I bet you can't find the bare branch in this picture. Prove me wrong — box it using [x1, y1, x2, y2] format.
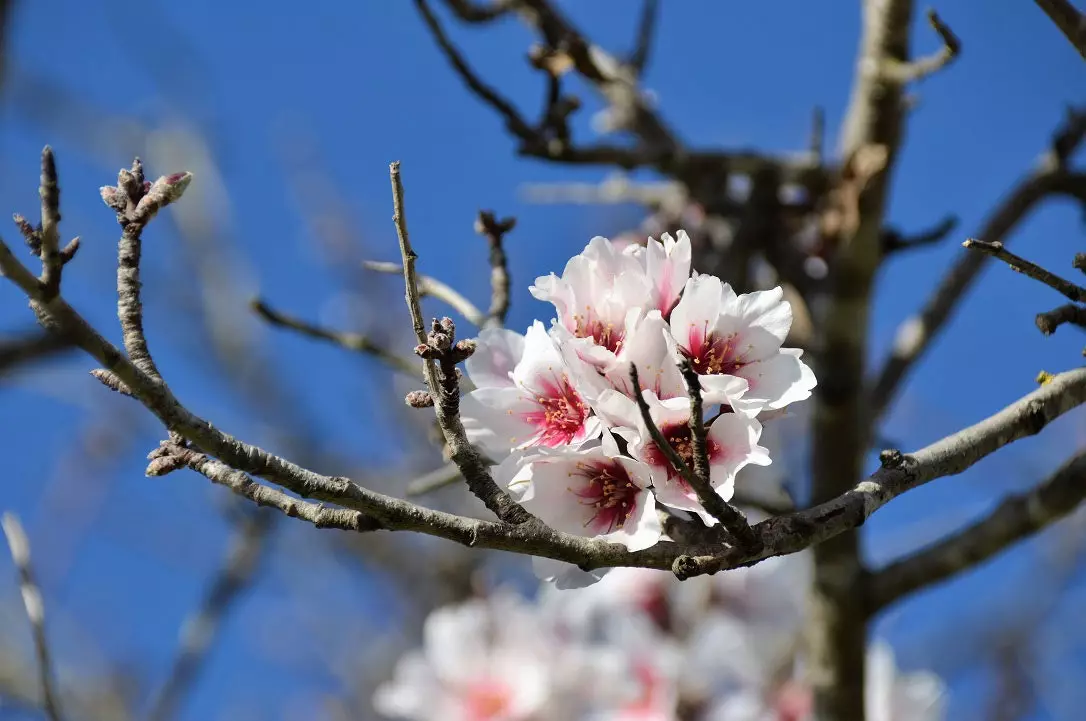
[878, 9, 962, 84]
[1033, 0, 1086, 60]
[868, 450, 1086, 611]
[881, 213, 958, 255]
[627, 0, 660, 76]
[414, 0, 536, 142]
[250, 297, 419, 376]
[103, 160, 193, 381]
[390, 162, 533, 526]
[0, 330, 73, 376]
[474, 210, 515, 327]
[2, 513, 63, 721]
[147, 510, 272, 721]
[405, 462, 461, 496]
[37, 147, 63, 299]
[871, 108, 1086, 421]
[363, 260, 487, 327]
[676, 365, 1086, 578]
[442, 0, 514, 23]
[963, 238, 1086, 303]
[1036, 303, 1086, 336]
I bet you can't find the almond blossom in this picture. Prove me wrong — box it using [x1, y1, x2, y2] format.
[461, 321, 601, 455]
[618, 391, 770, 522]
[498, 431, 661, 552]
[373, 594, 552, 721]
[668, 275, 816, 416]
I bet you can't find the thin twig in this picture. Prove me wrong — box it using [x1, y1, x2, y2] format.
[627, 0, 660, 75]
[363, 260, 487, 327]
[2, 513, 63, 721]
[474, 210, 515, 327]
[1032, 0, 1086, 61]
[879, 9, 962, 84]
[0, 330, 73, 376]
[628, 367, 700, 490]
[147, 510, 272, 721]
[871, 109, 1086, 421]
[414, 0, 536, 141]
[963, 239, 1086, 303]
[881, 214, 958, 255]
[1036, 303, 1086, 336]
[868, 449, 1086, 611]
[405, 462, 462, 496]
[678, 361, 761, 550]
[250, 297, 419, 376]
[390, 162, 532, 525]
[37, 147, 63, 299]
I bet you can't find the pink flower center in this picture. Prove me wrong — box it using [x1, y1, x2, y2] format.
[463, 679, 513, 721]
[570, 306, 625, 354]
[571, 460, 640, 533]
[684, 327, 745, 376]
[773, 681, 813, 721]
[643, 421, 722, 483]
[522, 375, 589, 447]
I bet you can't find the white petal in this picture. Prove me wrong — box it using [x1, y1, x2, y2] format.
[464, 327, 524, 388]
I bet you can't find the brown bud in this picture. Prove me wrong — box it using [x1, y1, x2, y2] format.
[405, 390, 435, 408]
[451, 339, 477, 363]
[146, 454, 186, 477]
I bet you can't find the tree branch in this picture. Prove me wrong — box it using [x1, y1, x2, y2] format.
[871, 108, 1086, 421]
[877, 9, 961, 84]
[963, 238, 1086, 303]
[810, 0, 916, 715]
[390, 161, 533, 526]
[363, 260, 487, 328]
[627, 0, 660, 76]
[1032, 0, 1086, 60]
[0, 329, 73, 376]
[2, 513, 63, 721]
[880, 213, 958, 255]
[475, 210, 514, 327]
[868, 449, 1086, 611]
[250, 297, 419, 376]
[1036, 302, 1086, 336]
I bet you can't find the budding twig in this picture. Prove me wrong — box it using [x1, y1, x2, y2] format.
[391, 162, 533, 526]
[2, 513, 64, 721]
[963, 239, 1086, 303]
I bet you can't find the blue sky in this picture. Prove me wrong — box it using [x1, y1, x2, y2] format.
[1, 1, 1084, 719]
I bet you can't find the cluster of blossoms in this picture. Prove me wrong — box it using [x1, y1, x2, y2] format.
[374, 553, 946, 721]
[461, 231, 817, 585]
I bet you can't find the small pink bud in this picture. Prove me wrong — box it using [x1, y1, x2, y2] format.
[405, 390, 435, 408]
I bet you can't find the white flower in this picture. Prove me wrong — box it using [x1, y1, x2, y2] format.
[373, 594, 552, 721]
[668, 275, 816, 416]
[531, 236, 649, 369]
[622, 230, 692, 319]
[619, 391, 770, 523]
[461, 321, 601, 455]
[498, 431, 662, 552]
